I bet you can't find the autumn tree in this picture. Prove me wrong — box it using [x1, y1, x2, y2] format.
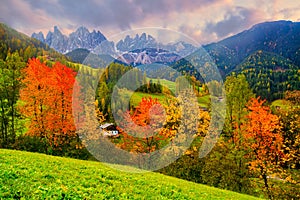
[159, 106, 211, 185]
[115, 84, 201, 170]
[47, 62, 77, 149]
[277, 91, 300, 170]
[116, 97, 167, 154]
[242, 97, 284, 199]
[19, 58, 51, 150]
[284, 90, 300, 105]
[20, 59, 78, 153]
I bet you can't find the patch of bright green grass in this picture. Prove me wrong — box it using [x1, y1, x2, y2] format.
[130, 92, 173, 106]
[198, 95, 210, 108]
[271, 99, 292, 111]
[0, 149, 262, 199]
[122, 89, 210, 108]
[147, 78, 176, 94]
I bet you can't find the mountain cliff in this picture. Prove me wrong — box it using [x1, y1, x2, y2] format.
[32, 26, 107, 54]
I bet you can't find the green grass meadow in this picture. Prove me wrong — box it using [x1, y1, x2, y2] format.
[0, 149, 262, 199]
[270, 99, 300, 111]
[148, 78, 176, 94]
[130, 92, 173, 106]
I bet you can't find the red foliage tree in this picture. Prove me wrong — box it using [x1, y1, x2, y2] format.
[19, 58, 51, 139]
[242, 97, 284, 199]
[116, 97, 168, 154]
[20, 59, 77, 152]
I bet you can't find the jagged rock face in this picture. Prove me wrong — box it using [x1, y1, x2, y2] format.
[31, 31, 45, 43]
[67, 27, 107, 53]
[32, 27, 197, 65]
[116, 33, 158, 52]
[32, 26, 107, 54]
[44, 26, 68, 53]
[115, 33, 197, 65]
[119, 48, 181, 65]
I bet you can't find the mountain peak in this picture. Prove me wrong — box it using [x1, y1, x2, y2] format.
[75, 26, 89, 34]
[116, 33, 158, 52]
[32, 26, 107, 54]
[252, 20, 293, 28]
[31, 31, 45, 43]
[53, 26, 61, 33]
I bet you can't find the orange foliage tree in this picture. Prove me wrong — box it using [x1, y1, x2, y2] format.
[116, 97, 168, 155]
[20, 59, 78, 152]
[242, 97, 284, 199]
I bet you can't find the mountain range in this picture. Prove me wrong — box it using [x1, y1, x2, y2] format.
[32, 27, 197, 65]
[32, 20, 300, 76]
[1, 20, 300, 101]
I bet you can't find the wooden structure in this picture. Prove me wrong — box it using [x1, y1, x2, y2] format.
[100, 123, 119, 137]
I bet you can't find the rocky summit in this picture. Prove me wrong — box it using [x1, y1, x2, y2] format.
[32, 26, 107, 54]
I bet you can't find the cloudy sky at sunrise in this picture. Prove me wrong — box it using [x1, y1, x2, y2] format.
[1, 0, 300, 44]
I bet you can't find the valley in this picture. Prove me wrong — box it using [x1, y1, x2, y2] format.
[0, 20, 300, 199]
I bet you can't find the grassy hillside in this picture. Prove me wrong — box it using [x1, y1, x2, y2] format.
[271, 99, 292, 111]
[0, 23, 65, 61]
[129, 92, 210, 108]
[130, 91, 172, 106]
[128, 78, 210, 108]
[147, 78, 176, 94]
[198, 95, 210, 108]
[0, 149, 261, 199]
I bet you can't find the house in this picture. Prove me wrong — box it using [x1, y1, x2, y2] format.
[218, 97, 224, 102]
[199, 106, 208, 111]
[100, 123, 119, 137]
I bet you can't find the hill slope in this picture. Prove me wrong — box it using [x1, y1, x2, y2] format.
[204, 20, 300, 75]
[0, 23, 65, 61]
[0, 149, 261, 199]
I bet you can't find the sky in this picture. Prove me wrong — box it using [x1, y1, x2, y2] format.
[1, 0, 300, 44]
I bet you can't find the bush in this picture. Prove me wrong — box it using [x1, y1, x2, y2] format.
[12, 135, 95, 161]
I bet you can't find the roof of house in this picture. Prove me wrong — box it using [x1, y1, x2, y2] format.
[100, 123, 114, 129]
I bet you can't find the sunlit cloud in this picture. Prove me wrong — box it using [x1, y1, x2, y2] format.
[0, 0, 299, 44]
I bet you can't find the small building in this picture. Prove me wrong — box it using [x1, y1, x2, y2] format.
[100, 123, 119, 137]
[199, 106, 208, 111]
[218, 97, 224, 102]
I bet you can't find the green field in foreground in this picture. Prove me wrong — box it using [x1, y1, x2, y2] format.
[0, 149, 262, 199]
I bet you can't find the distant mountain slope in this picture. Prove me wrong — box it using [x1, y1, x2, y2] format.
[0, 23, 64, 61]
[232, 50, 300, 101]
[65, 48, 90, 63]
[66, 48, 126, 68]
[204, 20, 300, 75]
[236, 50, 298, 72]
